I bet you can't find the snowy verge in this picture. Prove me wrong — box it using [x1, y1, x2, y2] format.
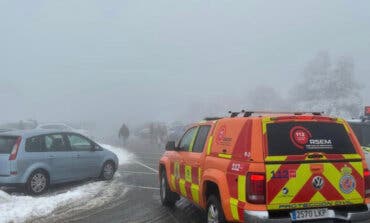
[99, 143, 134, 164]
[0, 144, 132, 223]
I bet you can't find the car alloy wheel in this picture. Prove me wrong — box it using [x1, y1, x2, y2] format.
[31, 173, 47, 193]
[103, 162, 114, 180]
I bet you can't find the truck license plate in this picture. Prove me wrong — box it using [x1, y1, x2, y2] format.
[291, 208, 329, 221]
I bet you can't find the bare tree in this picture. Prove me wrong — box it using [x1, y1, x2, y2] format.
[290, 52, 362, 118]
[246, 85, 290, 111]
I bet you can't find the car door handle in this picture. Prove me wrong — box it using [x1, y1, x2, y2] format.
[75, 154, 81, 158]
[48, 155, 56, 159]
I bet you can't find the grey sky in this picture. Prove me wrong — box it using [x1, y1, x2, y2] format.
[1, 0, 369, 127]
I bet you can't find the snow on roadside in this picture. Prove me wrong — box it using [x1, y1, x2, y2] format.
[0, 144, 132, 223]
[0, 181, 106, 223]
[99, 143, 134, 164]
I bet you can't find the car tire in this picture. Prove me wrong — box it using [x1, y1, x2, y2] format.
[26, 170, 49, 195]
[206, 195, 226, 223]
[160, 170, 179, 206]
[100, 161, 116, 181]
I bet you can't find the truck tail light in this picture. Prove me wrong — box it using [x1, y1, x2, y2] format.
[9, 137, 21, 161]
[364, 169, 370, 198]
[246, 173, 266, 204]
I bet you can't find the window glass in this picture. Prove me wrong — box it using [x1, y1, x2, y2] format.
[26, 136, 44, 152]
[267, 122, 356, 156]
[0, 136, 18, 154]
[45, 134, 68, 151]
[192, 126, 211, 153]
[178, 127, 197, 152]
[350, 123, 370, 147]
[67, 134, 92, 151]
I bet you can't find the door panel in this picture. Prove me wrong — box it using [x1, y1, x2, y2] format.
[66, 134, 100, 178]
[44, 134, 75, 183]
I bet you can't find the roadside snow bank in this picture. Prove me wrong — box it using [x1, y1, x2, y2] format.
[0, 181, 106, 223]
[0, 144, 132, 223]
[100, 144, 134, 164]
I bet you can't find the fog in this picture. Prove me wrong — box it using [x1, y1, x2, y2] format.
[1, 1, 370, 136]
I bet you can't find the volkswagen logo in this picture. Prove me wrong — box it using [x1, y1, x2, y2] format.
[312, 176, 324, 190]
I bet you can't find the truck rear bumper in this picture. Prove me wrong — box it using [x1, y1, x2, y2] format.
[244, 204, 370, 223]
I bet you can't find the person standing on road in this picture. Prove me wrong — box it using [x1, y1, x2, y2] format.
[118, 123, 130, 147]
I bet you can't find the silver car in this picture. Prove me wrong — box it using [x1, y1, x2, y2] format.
[0, 130, 119, 195]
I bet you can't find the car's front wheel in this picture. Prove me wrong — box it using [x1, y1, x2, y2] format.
[100, 161, 116, 180]
[160, 170, 179, 206]
[26, 170, 49, 195]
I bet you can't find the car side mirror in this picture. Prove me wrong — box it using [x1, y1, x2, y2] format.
[165, 141, 176, 151]
[91, 144, 101, 151]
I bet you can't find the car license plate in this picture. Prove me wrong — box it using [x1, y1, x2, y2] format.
[291, 208, 329, 221]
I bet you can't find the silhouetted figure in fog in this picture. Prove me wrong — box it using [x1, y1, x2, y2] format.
[118, 123, 130, 146]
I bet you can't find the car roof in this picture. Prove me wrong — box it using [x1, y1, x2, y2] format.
[0, 129, 73, 138]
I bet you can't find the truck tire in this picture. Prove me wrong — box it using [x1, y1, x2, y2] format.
[206, 195, 226, 223]
[160, 170, 179, 206]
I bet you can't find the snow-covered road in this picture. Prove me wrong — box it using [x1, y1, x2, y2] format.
[0, 144, 133, 223]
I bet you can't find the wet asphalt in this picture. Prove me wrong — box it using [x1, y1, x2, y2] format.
[33, 141, 206, 223]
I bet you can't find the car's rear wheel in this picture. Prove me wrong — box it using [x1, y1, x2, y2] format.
[160, 170, 179, 206]
[26, 170, 49, 195]
[207, 195, 226, 223]
[100, 161, 115, 180]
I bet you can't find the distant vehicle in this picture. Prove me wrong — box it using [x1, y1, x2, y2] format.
[37, 123, 90, 137]
[0, 130, 118, 195]
[160, 111, 370, 222]
[0, 129, 13, 133]
[348, 106, 370, 152]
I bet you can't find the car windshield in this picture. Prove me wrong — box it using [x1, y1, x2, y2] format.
[266, 122, 356, 156]
[0, 136, 18, 154]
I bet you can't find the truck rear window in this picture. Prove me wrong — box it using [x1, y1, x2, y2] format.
[266, 122, 356, 156]
[0, 136, 18, 154]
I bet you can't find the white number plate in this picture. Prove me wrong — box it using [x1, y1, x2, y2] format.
[291, 208, 330, 221]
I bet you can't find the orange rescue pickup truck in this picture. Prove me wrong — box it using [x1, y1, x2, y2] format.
[159, 111, 370, 222]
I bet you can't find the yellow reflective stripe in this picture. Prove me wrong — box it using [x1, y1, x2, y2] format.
[191, 184, 200, 204]
[179, 179, 187, 197]
[265, 156, 287, 162]
[198, 167, 202, 184]
[342, 154, 362, 160]
[310, 191, 325, 202]
[207, 136, 213, 155]
[324, 164, 362, 200]
[230, 198, 239, 221]
[170, 174, 176, 190]
[238, 175, 246, 202]
[185, 165, 192, 182]
[218, 154, 232, 159]
[349, 161, 364, 178]
[189, 127, 199, 152]
[262, 117, 274, 134]
[336, 118, 350, 133]
[269, 164, 312, 205]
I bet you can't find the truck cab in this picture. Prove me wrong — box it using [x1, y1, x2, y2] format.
[159, 111, 370, 223]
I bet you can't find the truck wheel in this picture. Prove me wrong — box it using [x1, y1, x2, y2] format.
[207, 195, 226, 223]
[26, 170, 49, 195]
[160, 170, 179, 206]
